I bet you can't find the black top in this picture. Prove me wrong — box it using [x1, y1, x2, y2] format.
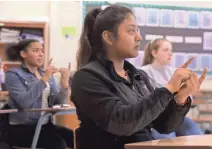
[71, 54, 191, 149]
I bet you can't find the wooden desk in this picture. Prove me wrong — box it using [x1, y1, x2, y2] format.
[23, 106, 75, 113]
[125, 135, 212, 149]
[0, 106, 76, 114]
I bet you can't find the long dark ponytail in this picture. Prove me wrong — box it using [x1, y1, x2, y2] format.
[76, 5, 133, 69]
[76, 8, 102, 69]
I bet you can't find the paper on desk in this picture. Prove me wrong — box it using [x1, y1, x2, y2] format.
[52, 104, 71, 109]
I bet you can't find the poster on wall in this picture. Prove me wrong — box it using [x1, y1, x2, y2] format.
[160, 9, 173, 27]
[199, 54, 212, 71]
[133, 7, 146, 26]
[145, 34, 164, 41]
[200, 11, 212, 29]
[188, 11, 200, 29]
[184, 36, 202, 44]
[146, 8, 159, 27]
[203, 32, 212, 50]
[61, 26, 76, 39]
[174, 10, 188, 28]
[172, 52, 186, 68]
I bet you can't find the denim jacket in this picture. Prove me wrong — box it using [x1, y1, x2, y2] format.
[5, 65, 68, 124]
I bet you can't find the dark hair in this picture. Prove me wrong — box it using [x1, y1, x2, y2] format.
[6, 39, 39, 61]
[77, 5, 133, 69]
[142, 38, 170, 66]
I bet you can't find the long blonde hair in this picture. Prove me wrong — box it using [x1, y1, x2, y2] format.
[142, 38, 170, 66]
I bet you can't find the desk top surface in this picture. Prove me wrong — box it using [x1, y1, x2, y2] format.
[24, 106, 76, 112]
[125, 135, 212, 149]
[0, 106, 76, 114]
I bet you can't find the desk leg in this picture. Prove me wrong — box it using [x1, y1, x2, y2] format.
[31, 112, 52, 149]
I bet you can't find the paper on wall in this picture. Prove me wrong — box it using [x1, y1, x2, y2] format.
[185, 36, 202, 44]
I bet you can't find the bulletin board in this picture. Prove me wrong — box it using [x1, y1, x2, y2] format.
[82, 1, 212, 76]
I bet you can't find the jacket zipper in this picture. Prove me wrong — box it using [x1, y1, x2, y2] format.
[132, 85, 142, 98]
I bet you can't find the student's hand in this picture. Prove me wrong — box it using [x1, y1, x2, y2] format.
[176, 68, 207, 104]
[60, 62, 71, 89]
[165, 57, 194, 94]
[42, 58, 59, 82]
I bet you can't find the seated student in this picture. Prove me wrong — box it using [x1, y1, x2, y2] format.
[71, 5, 206, 149]
[140, 38, 203, 139]
[5, 39, 74, 149]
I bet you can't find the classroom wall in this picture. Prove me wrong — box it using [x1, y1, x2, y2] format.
[1, 1, 212, 69]
[0, 1, 82, 69]
[0, 0, 211, 89]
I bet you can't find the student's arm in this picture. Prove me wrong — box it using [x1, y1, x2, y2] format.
[53, 88, 69, 104]
[5, 71, 47, 109]
[52, 67, 71, 105]
[152, 96, 191, 133]
[50, 77, 69, 105]
[139, 69, 191, 133]
[71, 70, 181, 136]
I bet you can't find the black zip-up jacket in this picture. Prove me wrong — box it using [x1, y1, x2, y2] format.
[71, 55, 191, 149]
